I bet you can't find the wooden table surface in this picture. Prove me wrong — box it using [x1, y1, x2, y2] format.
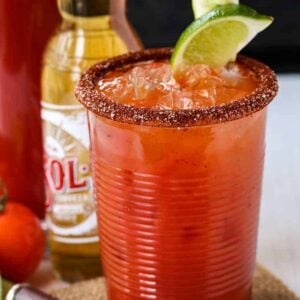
[29, 75, 300, 296]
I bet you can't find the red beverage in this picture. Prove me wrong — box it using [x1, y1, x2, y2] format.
[76, 49, 278, 299]
[0, 0, 59, 218]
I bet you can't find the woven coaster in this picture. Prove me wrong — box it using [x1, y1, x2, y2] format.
[50, 265, 299, 300]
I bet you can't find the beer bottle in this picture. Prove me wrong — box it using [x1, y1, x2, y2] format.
[41, 0, 142, 282]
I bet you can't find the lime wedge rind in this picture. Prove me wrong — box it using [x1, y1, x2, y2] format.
[171, 4, 273, 71]
[192, 0, 239, 19]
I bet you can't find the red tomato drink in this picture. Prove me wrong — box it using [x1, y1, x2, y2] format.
[0, 0, 59, 218]
[75, 48, 278, 299]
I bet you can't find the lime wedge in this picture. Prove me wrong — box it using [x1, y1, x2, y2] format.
[192, 0, 239, 19]
[171, 4, 273, 71]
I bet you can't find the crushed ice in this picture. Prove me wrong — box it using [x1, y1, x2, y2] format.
[98, 61, 257, 109]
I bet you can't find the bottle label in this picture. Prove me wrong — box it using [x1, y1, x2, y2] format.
[41, 102, 99, 244]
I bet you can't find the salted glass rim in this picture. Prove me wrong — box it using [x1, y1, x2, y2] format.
[75, 48, 278, 128]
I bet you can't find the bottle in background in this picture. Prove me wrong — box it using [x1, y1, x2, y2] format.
[41, 0, 142, 282]
[0, 0, 60, 219]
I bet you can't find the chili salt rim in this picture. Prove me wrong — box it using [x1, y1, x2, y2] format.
[75, 48, 278, 127]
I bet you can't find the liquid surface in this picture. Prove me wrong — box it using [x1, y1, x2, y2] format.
[98, 60, 258, 109]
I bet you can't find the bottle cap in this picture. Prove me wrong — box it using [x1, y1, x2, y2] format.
[59, 0, 109, 17]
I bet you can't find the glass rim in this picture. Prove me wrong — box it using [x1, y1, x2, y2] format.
[75, 48, 278, 128]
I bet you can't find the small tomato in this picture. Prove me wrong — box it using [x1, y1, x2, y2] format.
[0, 181, 45, 282]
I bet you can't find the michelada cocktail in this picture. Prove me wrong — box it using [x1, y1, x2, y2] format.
[75, 2, 278, 300]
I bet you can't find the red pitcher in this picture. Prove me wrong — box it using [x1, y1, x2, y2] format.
[0, 0, 60, 218]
